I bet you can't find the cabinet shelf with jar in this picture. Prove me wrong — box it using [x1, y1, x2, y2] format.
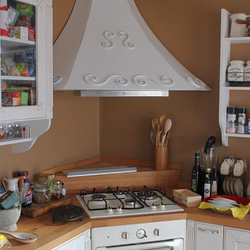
[0, 0, 53, 152]
[219, 9, 250, 146]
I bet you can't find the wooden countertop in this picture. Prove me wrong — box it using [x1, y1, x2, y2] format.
[9, 196, 250, 249]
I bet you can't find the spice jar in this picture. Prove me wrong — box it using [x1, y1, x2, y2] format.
[13, 124, 22, 138]
[227, 60, 245, 82]
[0, 126, 6, 140]
[226, 106, 237, 133]
[50, 180, 63, 200]
[4, 124, 15, 139]
[33, 185, 51, 204]
[237, 107, 247, 134]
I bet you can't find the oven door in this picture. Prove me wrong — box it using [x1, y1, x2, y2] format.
[95, 238, 183, 250]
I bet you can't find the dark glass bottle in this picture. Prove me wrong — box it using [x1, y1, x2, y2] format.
[191, 153, 201, 194]
[211, 168, 218, 196]
[204, 168, 211, 199]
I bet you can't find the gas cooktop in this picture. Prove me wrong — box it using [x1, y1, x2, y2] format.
[76, 186, 183, 218]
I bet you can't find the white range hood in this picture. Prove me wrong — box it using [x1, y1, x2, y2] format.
[53, 0, 211, 97]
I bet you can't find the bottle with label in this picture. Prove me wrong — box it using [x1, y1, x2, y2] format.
[21, 178, 32, 208]
[211, 168, 218, 196]
[191, 153, 201, 194]
[226, 106, 237, 133]
[237, 107, 247, 134]
[204, 168, 211, 199]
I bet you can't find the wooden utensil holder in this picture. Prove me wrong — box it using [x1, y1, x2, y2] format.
[154, 147, 168, 171]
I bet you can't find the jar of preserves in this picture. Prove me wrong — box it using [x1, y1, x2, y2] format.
[33, 185, 51, 204]
[50, 180, 63, 200]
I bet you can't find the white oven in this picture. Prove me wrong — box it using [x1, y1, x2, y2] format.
[91, 220, 186, 250]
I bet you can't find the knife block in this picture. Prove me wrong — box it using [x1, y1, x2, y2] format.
[154, 147, 168, 171]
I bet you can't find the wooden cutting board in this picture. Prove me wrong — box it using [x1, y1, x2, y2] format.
[21, 195, 73, 218]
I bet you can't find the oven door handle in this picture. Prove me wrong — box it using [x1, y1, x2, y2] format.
[96, 240, 181, 250]
[97, 247, 174, 250]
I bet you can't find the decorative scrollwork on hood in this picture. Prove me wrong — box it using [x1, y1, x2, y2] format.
[85, 75, 128, 86]
[102, 30, 134, 49]
[133, 75, 174, 87]
[118, 32, 134, 49]
[102, 31, 114, 48]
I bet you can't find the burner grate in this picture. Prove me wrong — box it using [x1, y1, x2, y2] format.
[52, 205, 84, 222]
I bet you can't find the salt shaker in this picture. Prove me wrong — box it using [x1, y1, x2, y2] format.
[226, 106, 237, 133]
[237, 107, 247, 134]
[227, 60, 245, 82]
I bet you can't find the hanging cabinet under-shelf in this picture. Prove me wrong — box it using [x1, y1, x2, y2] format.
[0, 0, 53, 152]
[219, 9, 250, 146]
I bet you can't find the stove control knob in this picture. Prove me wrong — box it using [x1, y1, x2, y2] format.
[107, 207, 113, 214]
[121, 232, 128, 240]
[153, 228, 160, 236]
[136, 229, 147, 239]
[116, 206, 122, 213]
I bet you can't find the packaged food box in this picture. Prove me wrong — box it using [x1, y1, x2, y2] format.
[16, 16, 34, 28]
[2, 92, 21, 106]
[12, 26, 28, 40]
[28, 28, 35, 41]
[173, 189, 201, 207]
[16, 2, 34, 18]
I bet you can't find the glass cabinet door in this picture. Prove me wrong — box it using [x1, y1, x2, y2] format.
[0, 0, 53, 149]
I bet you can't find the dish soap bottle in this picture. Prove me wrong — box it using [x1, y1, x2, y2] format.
[21, 179, 32, 208]
[191, 153, 201, 194]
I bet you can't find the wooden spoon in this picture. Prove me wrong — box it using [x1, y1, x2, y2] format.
[156, 130, 163, 147]
[164, 130, 171, 147]
[161, 119, 172, 146]
[159, 115, 167, 131]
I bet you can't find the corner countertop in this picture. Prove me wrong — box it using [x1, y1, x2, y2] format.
[9, 196, 250, 250]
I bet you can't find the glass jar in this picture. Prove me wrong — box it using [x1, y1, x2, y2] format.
[4, 124, 15, 139]
[237, 107, 247, 134]
[0, 126, 6, 140]
[226, 106, 237, 133]
[33, 185, 51, 204]
[245, 60, 250, 81]
[50, 180, 63, 200]
[13, 124, 22, 138]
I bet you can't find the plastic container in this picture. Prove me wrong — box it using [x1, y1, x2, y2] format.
[33, 185, 51, 204]
[21, 179, 32, 208]
[226, 106, 237, 133]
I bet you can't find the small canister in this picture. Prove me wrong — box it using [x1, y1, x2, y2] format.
[38, 173, 47, 185]
[245, 60, 250, 81]
[226, 106, 237, 133]
[50, 180, 63, 200]
[33, 185, 51, 204]
[227, 60, 245, 82]
[237, 107, 247, 134]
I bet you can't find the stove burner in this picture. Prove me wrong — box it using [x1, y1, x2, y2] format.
[52, 205, 84, 222]
[125, 199, 136, 205]
[138, 191, 157, 200]
[91, 194, 106, 201]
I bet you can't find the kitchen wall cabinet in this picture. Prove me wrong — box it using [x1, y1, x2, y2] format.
[52, 229, 91, 250]
[0, 0, 53, 152]
[224, 227, 250, 250]
[219, 9, 250, 146]
[187, 220, 223, 250]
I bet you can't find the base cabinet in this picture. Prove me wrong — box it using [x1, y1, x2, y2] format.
[224, 227, 250, 250]
[195, 222, 223, 250]
[52, 229, 91, 250]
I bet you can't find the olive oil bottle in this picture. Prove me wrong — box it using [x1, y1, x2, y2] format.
[191, 153, 201, 194]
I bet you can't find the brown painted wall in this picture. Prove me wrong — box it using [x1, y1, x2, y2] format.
[1, 0, 250, 186]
